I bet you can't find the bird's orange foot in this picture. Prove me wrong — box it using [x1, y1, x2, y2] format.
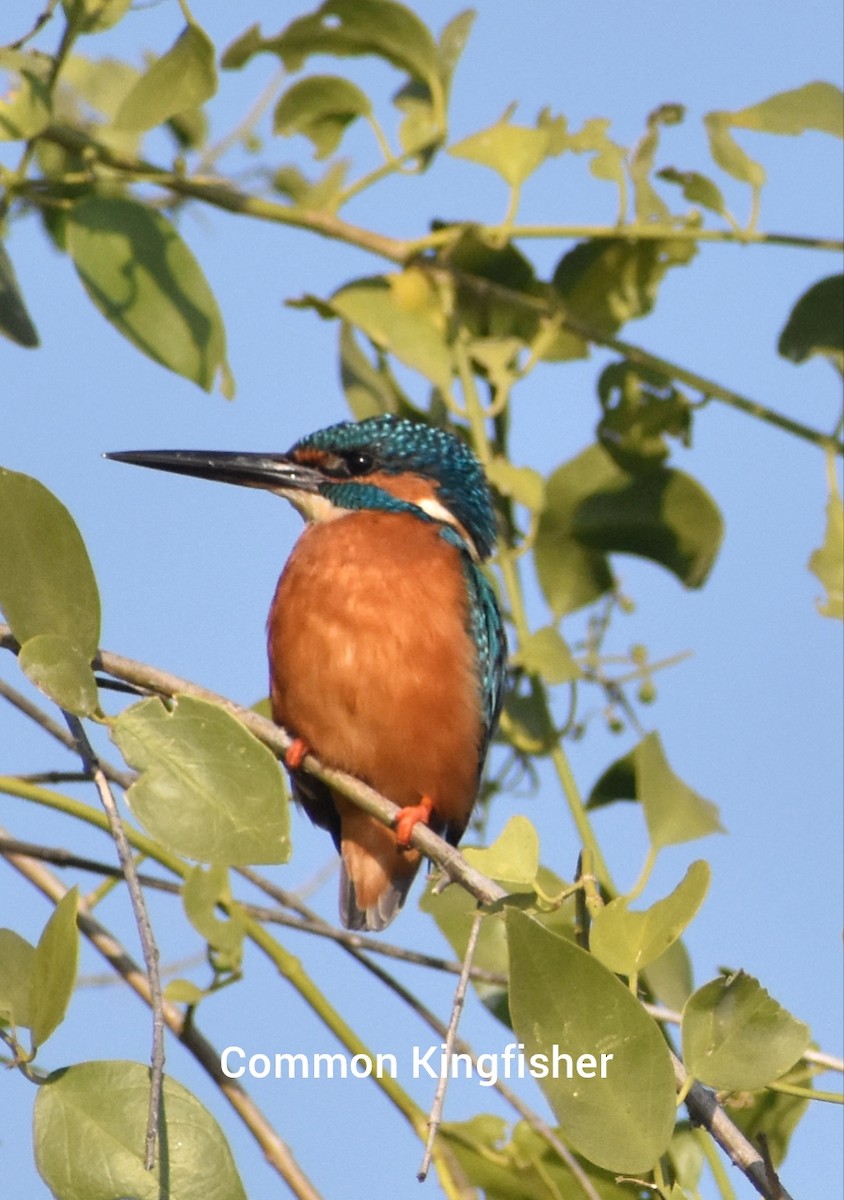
[285, 737, 310, 771]
[395, 795, 435, 849]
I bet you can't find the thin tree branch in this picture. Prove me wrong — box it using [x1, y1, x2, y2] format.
[418, 912, 482, 1183]
[1, 838, 323, 1200]
[63, 714, 165, 1172]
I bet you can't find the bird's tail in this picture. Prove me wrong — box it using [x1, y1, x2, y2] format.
[337, 804, 421, 932]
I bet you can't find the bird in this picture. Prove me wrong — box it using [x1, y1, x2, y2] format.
[107, 414, 506, 931]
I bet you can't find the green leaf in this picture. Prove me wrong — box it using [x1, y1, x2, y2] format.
[220, 24, 264, 70]
[534, 446, 616, 618]
[339, 321, 400, 418]
[507, 909, 676, 1173]
[450, 107, 566, 188]
[553, 237, 697, 336]
[34, 1060, 248, 1200]
[0, 240, 39, 346]
[164, 978, 205, 1005]
[182, 864, 245, 965]
[0, 61, 51, 140]
[657, 167, 728, 218]
[498, 679, 557, 757]
[704, 111, 766, 188]
[18, 633, 99, 716]
[298, 271, 452, 391]
[484, 458, 545, 512]
[114, 23, 217, 133]
[629, 104, 684, 224]
[272, 160, 349, 213]
[66, 196, 231, 393]
[807, 476, 844, 619]
[0, 929, 36, 1027]
[597, 359, 692, 472]
[111, 695, 290, 864]
[571, 461, 724, 589]
[778, 274, 844, 369]
[515, 626, 580, 685]
[642, 937, 694, 1011]
[61, 0, 132, 35]
[265, 0, 440, 89]
[436, 9, 475, 96]
[463, 816, 540, 889]
[588, 733, 723, 847]
[682, 971, 810, 1091]
[729, 81, 844, 137]
[636, 732, 724, 849]
[273, 75, 371, 159]
[30, 888, 79, 1050]
[0, 468, 101, 653]
[590, 860, 710, 976]
[567, 117, 626, 191]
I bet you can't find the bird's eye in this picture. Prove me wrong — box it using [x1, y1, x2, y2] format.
[341, 451, 374, 476]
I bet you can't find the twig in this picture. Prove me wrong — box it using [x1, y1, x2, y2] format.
[63, 714, 165, 1171]
[672, 1052, 795, 1200]
[1, 838, 323, 1200]
[418, 911, 483, 1183]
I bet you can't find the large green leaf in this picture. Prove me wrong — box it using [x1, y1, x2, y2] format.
[34, 1061, 247, 1200]
[0, 929, 36, 1028]
[111, 695, 290, 864]
[114, 22, 217, 132]
[273, 75, 371, 159]
[590, 860, 710, 976]
[30, 888, 79, 1050]
[0, 241, 39, 346]
[589, 732, 723, 848]
[571, 461, 723, 589]
[66, 196, 231, 393]
[261, 0, 440, 90]
[778, 274, 844, 369]
[506, 909, 676, 1173]
[682, 971, 810, 1091]
[0, 468, 100, 649]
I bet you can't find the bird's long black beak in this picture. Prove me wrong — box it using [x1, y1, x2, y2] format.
[104, 449, 325, 494]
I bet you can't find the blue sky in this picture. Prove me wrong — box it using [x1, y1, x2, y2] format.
[2, 1, 842, 1196]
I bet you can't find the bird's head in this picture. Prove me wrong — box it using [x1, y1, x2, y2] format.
[107, 415, 497, 561]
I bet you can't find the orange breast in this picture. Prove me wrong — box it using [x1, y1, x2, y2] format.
[267, 510, 483, 834]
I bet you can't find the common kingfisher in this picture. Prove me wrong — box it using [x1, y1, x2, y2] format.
[108, 415, 506, 930]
